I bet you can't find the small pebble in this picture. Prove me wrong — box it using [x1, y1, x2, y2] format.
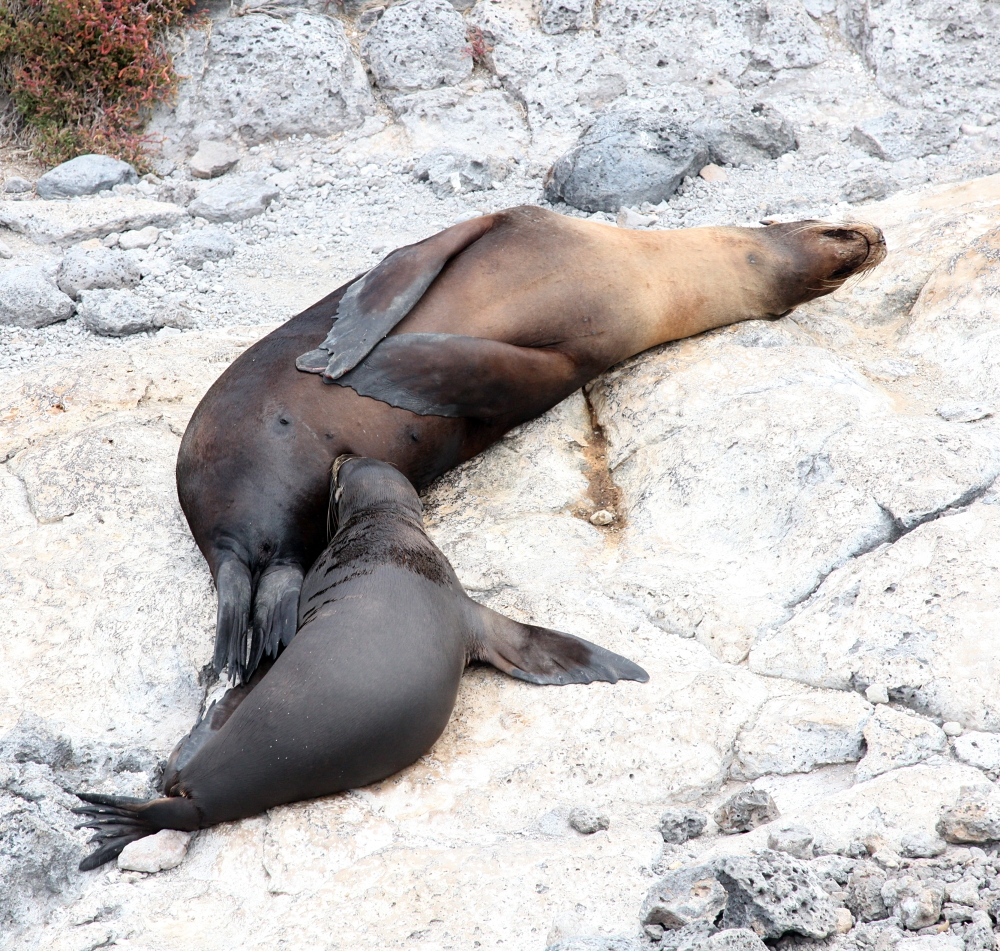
[590, 510, 615, 526]
[943, 722, 963, 736]
[568, 806, 610, 835]
[865, 683, 890, 704]
[117, 829, 191, 872]
[658, 808, 707, 845]
[700, 163, 729, 183]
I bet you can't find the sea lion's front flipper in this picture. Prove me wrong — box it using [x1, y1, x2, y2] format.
[73, 793, 201, 871]
[331, 333, 581, 419]
[468, 604, 649, 685]
[297, 215, 496, 381]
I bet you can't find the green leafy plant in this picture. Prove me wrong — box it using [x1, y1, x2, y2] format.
[0, 0, 196, 171]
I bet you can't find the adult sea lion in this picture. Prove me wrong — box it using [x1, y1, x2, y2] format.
[176, 205, 885, 682]
[75, 456, 648, 870]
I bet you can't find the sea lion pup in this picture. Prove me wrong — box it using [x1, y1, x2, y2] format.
[74, 456, 648, 870]
[176, 205, 885, 683]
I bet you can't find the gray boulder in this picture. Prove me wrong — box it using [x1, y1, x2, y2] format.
[538, 0, 594, 33]
[149, 14, 374, 155]
[716, 851, 837, 939]
[188, 176, 279, 224]
[362, 0, 473, 91]
[4, 176, 32, 194]
[851, 112, 960, 162]
[658, 808, 707, 845]
[766, 824, 814, 860]
[0, 266, 75, 328]
[0, 713, 73, 770]
[35, 155, 137, 200]
[641, 864, 727, 930]
[544, 112, 709, 213]
[170, 228, 236, 268]
[713, 787, 779, 834]
[76, 289, 162, 336]
[57, 246, 142, 300]
[693, 104, 798, 166]
[413, 147, 508, 196]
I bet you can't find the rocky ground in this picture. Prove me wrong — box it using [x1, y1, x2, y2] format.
[3, 0, 1000, 949]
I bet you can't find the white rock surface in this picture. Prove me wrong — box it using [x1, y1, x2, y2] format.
[76, 288, 163, 336]
[6, 0, 1000, 945]
[117, 829, 192, 872]
[189, 140, 239, 180]
[953, 732, 1000, 773]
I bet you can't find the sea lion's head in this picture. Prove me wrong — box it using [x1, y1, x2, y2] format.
[330, 455, 423, 532]
[756, 219, 886, 315]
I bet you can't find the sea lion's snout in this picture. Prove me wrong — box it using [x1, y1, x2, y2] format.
[759, 219, 886, 312]
[814, 222, 886, 279]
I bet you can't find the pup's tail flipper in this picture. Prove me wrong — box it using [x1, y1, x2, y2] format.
[470, 604, 649, 686]
[73, 792, 201, 872]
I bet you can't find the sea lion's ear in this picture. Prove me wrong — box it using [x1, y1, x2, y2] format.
[467, 604, 649, 686]
[297, 215, 495, 381]
[328, 332, 582, 420]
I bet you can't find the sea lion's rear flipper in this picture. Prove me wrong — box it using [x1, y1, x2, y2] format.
[297, 215, 496, 382]
[213, 554, 252, 682]
[250, 563, 304, 670]
[330, 333, 581, 419]
[73, 793, 201, 871]
[469, 605, 649, 685]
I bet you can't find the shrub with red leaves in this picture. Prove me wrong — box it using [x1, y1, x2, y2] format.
[0, 0, 196, 170]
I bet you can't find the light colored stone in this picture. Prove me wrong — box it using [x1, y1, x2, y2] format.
[937, 786, 1000, 843]
[616, 209, 657, 229]
[56, 246, 142, 300]
[568, 806, 609, 835]
[899, 832, 946, 858]
[856, 706, 948, 782]
[0, 197, 187, 246]
[704, 930, 768, 951]
[895, 936, 964, 951]
[942, 722, 963, 736]
[640, 864, 727, 930]
[187, 175, 279, 223]
[189, 140, 239, 180]
[717, 851, 837, 939]
[767, 824, 814, 860]
[117, 226, 160, 251]
[851, 112, 959, 162]
[538, 0, 594, 34]
[0, 266, 75, 329]
[3, 176, 32, 194]
[169, 227, 236, 268]
[149, 14, 374, 156]
[658, 808, 706, 845]
[865, 684, 889, 705]
[732, 690, 871, 780]
[76, 289, 162, 337]
[117, 830, 191, 872]
[881, 876, 945, 930]
[413, 147, 508, 197]
[362, 0, 473, 91]
[835, 908, 854, 933]
[0, 238, 12, 259]
[700, 164, 728, 183]
[714, 787, 779, 834]
[35, 154, 137, 199]
[953, 732, 1000, 771]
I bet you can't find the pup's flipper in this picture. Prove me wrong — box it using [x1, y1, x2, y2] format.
[212, 554, 252, 683]
[297, 215, 495, 381]
[161, 658, 274, 795]
[73, 793, 201, 871]
[250, 563, 303, 672]
[469, 604, 649, 685]
[331, 332, 581, 419]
